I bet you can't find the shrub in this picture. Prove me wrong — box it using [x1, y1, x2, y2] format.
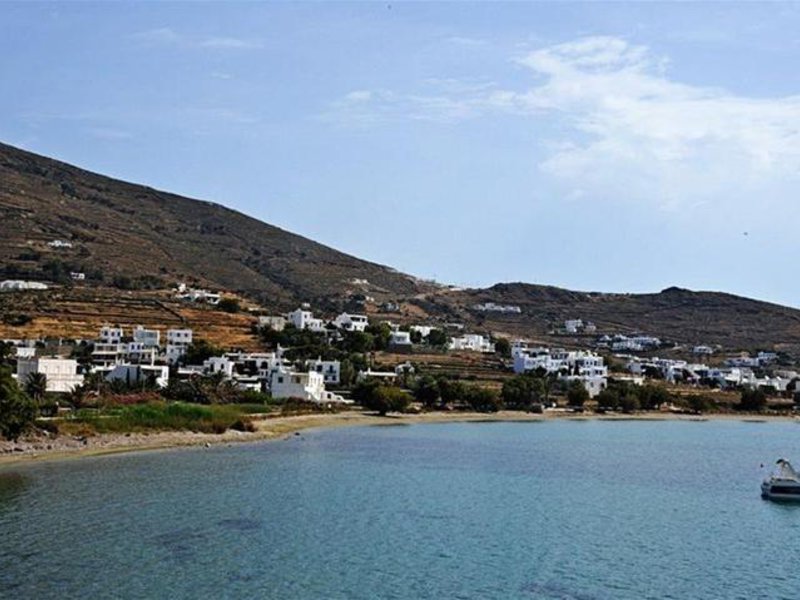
[0, 369, 37, 441]
[464, 386, 502, 413]
[739, 388, 767, 412]
[217, 298, 241, 313]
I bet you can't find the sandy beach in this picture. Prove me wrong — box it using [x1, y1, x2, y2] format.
[1, 409, 796, 467]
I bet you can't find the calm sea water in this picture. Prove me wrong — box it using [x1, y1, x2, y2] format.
[1, 420, 799, 599]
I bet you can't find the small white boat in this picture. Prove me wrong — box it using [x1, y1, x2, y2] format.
[761, 459, 800, 501]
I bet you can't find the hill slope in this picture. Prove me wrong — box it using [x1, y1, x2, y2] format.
[2, 142, 800, 356]
[418, 284, 800, 354]
[0, 142, 425, 308]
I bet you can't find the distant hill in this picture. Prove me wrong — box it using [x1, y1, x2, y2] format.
[420, 283, 800, 355]
[0, 142, 426, 309]
[2, 141, 800, 356]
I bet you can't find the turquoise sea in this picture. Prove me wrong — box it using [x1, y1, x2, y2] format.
[1, 420, 799, 599]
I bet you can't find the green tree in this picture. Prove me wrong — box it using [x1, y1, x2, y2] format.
[494, 337, 511, 358]
[413, 375, 441, 409]
[217, 297, 241, 313]
[359, 384, 411, 416]
[427, 329, 448, 348]
[739, 387, 767, 412]
[464, 386, 502, 413]
[0, 367, 37, 441]
[342, 331, 375, 354]
[566, 380, 590, 408]
[365, 323, 392, 351]
[438, 378, 467, 405]
[183, 339, 223, 365]
[502, 376, 535, 410]
[339, 358, 356, 387]
[24, 372, 48, 404]
[638, 384, 672, 410]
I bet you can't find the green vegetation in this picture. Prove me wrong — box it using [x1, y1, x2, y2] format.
[0, 367, 37, 441]
[494, 337, 511, 358]
[352, 380, 411, 415]
[182, 339, 225, 366]
[65, 402, 256, 434]
[217, 297, 241, 313]
[738, 387, 767, 412]
[566, 380, 589, 408]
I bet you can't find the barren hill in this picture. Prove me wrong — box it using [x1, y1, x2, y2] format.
[417, 283, 800, 355]
[0, 142, 425, 309]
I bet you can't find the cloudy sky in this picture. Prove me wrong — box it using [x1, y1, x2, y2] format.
[2, 2, 799, 306]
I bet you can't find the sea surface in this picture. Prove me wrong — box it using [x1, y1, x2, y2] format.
[1, 420, 799, 599]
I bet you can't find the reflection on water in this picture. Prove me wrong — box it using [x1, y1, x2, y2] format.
[0, 472, 29, 507]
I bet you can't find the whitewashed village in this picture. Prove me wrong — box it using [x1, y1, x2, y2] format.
[4, 278, 800, 422]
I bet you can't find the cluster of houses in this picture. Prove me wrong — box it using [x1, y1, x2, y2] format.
[258, 306, 498, 356]
[597, 334, 663, 352]
[512, 341, 609, 397]
[624, 352, 799, 393]
[7, 323, 352, 405]
[473, 302, 522, 314]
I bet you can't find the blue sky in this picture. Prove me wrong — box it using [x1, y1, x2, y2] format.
[2, 2, 800, 306]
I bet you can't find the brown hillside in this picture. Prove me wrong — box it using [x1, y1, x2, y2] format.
[0, 142, 426, 309]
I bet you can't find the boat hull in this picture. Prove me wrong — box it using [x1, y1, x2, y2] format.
[761, 481, 800, 501]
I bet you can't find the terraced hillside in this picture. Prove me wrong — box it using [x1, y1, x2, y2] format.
[0, 287, 261, 351]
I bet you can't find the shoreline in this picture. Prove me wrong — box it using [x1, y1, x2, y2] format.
[1, 409, 797, 468]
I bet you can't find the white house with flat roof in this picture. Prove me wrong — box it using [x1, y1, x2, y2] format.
[306, 358, 341, 385]
[333, 312, 369, 332]
[16, 357, 84, 393]
[287, 308, 326, 332]
[258, 315, 287, 331]
[449, 334, 494, 353]
[99, 326, 123, 345]
[166, 328, 193, 364]
[270, 367, 346, 403]
[103, 364, 169, 388]
[133, 326, 160, 348]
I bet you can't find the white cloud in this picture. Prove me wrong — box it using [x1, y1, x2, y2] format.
[512, 36, 800, 210]
[131, 27, 261, 50]
[200, 37, 262, 50]
[328, 35, 800, 213]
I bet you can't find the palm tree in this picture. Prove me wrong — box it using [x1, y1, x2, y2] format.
[24, 372, 47, 404]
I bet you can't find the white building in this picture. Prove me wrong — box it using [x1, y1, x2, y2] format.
[306, 358, 341, 385]
[99, 326, 123, 345]
[473, 302, 522, 314]
[47, 240, 73, 249]
[514, 347, 608, 398]
[449, 334, 494, 353]
[287, 308, 326, 332]
[176, 287, 221, 305]
[270, 367, 346, 404]
[133, 326, 160, 348]
[410, 325, 434, 339]
[0, 280, 48, 292]
[202, 356, 235, 378]
[389, 331, 413, 349]
[692, 345, 714, 356]
[104, 364, 169, 388]
[16, 357, 84, 393]
[564, 319, 584, 334]
[166, 328, 193, 364]
[258, 315, 287, 332]
[333, 312, 369, 332]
